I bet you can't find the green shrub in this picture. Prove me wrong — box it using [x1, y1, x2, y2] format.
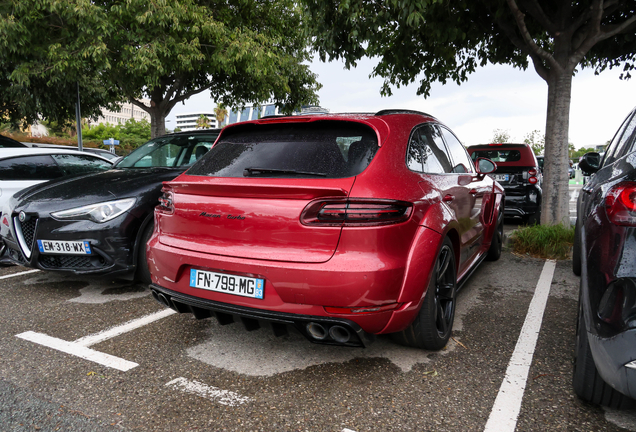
[510, 223, 575, 260]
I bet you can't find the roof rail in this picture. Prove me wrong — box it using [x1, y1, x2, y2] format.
[375, 109, 436, 118]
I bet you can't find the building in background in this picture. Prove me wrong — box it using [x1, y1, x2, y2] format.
[93, 101, 150, 126]
[222, 104, 328, 126]
[175, 113, 218, 131]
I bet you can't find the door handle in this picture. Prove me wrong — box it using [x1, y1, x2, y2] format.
[443, 194, 454, 202]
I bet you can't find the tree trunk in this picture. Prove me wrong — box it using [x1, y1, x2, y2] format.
[149, 108, 166, 139]
[541, 69, 573, 226]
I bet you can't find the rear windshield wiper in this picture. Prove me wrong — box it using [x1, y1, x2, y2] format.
[243, 167, 327, 177]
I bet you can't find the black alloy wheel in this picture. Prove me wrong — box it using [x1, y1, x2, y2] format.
[392, 237, 457, 350]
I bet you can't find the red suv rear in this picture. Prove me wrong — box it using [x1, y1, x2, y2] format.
[147, 110, 504, 350]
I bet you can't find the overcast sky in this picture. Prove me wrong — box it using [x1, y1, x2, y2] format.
[167, 57, 636, 150]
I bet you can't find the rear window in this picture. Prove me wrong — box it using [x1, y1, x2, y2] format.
[468, 145, 537, 166]
[188, 121, 379, 178]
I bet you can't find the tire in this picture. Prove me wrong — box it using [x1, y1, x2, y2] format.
[486, 208, 504, 261]
[573, 300, 634, 409]
[134, 220, 154, 285]
[392, 237, 457, 350]
[572, 221, 582, 276]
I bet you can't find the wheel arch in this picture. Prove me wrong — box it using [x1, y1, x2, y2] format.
[132, 211, 155, 268]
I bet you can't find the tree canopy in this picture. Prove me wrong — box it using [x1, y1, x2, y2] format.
[1, 0, 321, 137]
[304, 0, 636, 225]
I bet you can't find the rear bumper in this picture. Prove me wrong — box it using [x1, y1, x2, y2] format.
[503, 187, 541, 216]
[151, 284, 375, 347]
[147, 226, 443, 337]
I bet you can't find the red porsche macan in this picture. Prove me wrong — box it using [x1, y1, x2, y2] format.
[147, 110, 504, 350]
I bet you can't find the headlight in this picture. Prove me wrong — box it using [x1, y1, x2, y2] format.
[51, 198, 136, 223]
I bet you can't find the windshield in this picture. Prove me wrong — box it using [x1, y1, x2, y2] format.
[116, 132, 220, 168]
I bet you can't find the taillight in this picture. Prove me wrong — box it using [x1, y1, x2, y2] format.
[605, 182, 636, 226]
[156, 187, 174, 214]
[300, 198, 413, 226]
[525, 169, 538, 185]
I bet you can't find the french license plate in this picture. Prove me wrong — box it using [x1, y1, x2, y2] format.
[491, 174, 509, 182]
[190, 269, 264, 299]
[37, 239, 92, 255]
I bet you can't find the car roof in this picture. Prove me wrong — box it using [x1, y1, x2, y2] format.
[165, 129, 222, 137]
[221, 111, 438, 145]
[255, 110, 437, 122]
[0, 147, 114, 162]
[467, 143, 531, 149]
[467, 143, 538, 166]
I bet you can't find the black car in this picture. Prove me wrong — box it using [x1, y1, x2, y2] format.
[572, 106, 636, 408]
[0, 129, 221, 283]
[0, 134, 27, 148]
[468, 143, 542, 224]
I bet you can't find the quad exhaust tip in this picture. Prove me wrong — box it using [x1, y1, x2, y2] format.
[306, 322, 328, 340]
[329, 325, 351, 344]
[306, 322, 352, 344]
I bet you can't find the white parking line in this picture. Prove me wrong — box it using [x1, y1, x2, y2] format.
[74, 309, 176, 347]
[165, 377, 251, 406]
[16, 331, 138, 372]
[15, 309, 176, 371]
[484, 260, 556, 432]
[0, 269, 40, 280]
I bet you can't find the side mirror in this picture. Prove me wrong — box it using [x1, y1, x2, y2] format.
[579, 152, 601, 175]
[475, 157, 497, 175]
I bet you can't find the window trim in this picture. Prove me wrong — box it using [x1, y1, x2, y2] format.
[406, 122, 461, 175]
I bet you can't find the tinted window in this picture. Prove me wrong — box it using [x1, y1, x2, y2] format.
[440, 126, 473, 173]
[0, 155, 63, 180]
[117, 132, 220, 168]
[604, 110, 636, 166]
[470, 149, 521, 163]
[51, 154, 112, 176]
[407, 124, 452, 174]
[188, 121, 378, 178]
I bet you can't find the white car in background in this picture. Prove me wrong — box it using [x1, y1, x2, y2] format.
[0, 148, 113, 210]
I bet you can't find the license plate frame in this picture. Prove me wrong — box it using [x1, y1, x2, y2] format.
[37, 239, 92, 255]
[189, 269, 264, 299]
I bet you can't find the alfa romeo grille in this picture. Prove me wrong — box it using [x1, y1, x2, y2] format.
[13, 216, 37, 258]
[20, 218, 36, 248]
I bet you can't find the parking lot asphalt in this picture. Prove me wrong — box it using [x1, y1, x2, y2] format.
[1, 218, 636, 431]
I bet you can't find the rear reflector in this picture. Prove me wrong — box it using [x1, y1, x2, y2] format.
[325, 303, 401, 314]
[301, 198, 412, 226]
[605, 182, 636, 226]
